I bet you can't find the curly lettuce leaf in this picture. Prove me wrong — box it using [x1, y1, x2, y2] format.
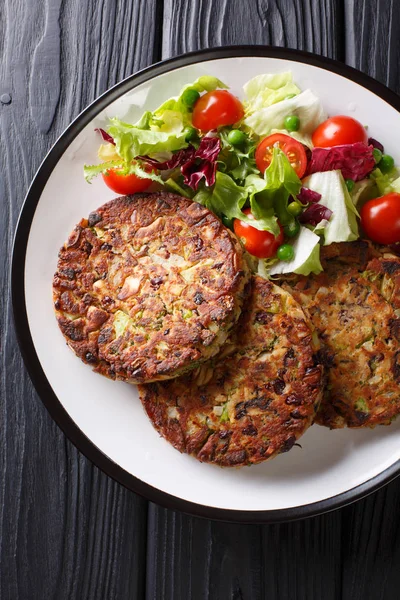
[83, 159, 163, 184]
[107, 118, 188, 162]
[84, 160, 123, 183]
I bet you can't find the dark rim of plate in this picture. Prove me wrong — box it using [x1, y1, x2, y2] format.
[11, 45, 400, 524]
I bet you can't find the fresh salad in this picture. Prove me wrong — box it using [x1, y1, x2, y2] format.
[84, 72, 400, 276]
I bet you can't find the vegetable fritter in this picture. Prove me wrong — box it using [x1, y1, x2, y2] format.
[139, 277, 323, 467]
[281, 241, 400, 428]
[53, 192, 250, 383]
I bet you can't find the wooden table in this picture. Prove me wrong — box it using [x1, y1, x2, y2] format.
[2, 1, 400, 598]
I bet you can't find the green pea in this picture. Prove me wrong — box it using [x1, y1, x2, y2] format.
[284, 115, 300, 132]
[372, 148, 383, 164]
[277, 244, 295, 261]
[345, 179, 355, 192]
[221, 214, 233, 230]
[287, 201, 303, 217]
[181, 88, 200, 108]
[284, 219, 300, 238]
[183, 126, 198, 142]
[227, 129, 247, 146]
[379, 154, 395, 173]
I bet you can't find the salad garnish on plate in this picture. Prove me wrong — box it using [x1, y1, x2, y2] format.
[84, 72, 400, 275]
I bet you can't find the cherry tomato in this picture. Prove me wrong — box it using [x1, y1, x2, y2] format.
[360, 192, 400, 244]
[233, 208, 284, 258]
[312, 115, 368, 148]
[102, 169, 152, 195]
[255, 133, 307, 178]
[192, 90, 244, 131]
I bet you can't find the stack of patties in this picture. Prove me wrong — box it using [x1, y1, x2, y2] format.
[53, 192, 324, 467]
[279, 240, 400, 429]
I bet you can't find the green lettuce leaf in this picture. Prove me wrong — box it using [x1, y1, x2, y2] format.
[244, 89, 327, 138]
[108, 118, 188, 162]
[302, 170, 359, 245]
[193, 172, 248, 220]
[369, 167, 400, 196]
[245, 148, 302, 232]
[243, 72, 301, 114]
[83, 159, 163, 184]
[193, 172, 279, 234]
[268, 227, 322, 276]
[350, 179, 376, 207]
[84, 160, 123, 183]
[106, 77, 228, 162]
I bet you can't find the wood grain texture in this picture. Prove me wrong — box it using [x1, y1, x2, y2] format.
[342, 480, 400, 600]
[161, 0, 344, 59]
[146, 506, 342, 600]
[345, 0, 400, 94]
[342, 4, 400, 598]
[0, 1, 157, 598]
[3, 0, 400, 598]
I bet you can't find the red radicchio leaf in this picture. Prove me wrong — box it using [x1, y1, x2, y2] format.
[95, 128, 115, 145]
[307, 142, 375, 181]
[181, 157, 217, 189]
[368, 137, 384, 153]
[299, 203, 333, 226]
[138, 135, 221, 190]
[297, 187, 322, 205]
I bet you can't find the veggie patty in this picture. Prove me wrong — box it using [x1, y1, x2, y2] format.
[53, 192, 250, 383]
[139, 276, 323, 467]
[280, 241, 400, 428]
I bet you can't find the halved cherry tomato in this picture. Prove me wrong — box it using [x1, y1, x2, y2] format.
[102, 169, 152, 195]
[233, 208, 284, 258]
[192, 90, 244, 131]
[255, 133, 307, 178]
[360, 192, 400, 244]
[312, 115, 368, 148]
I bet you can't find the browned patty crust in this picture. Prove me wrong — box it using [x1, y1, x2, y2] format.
[53, 192, 250, 383]
[139, 277, 323, 467]
[280, 241, 400, 429]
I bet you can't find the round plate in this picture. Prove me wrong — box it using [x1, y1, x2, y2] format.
[12, 46, 400, 523]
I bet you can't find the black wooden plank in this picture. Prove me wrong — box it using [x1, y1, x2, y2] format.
[345, 0, 400, 94]
[342, 481, 400, 600]
[0, 0, 158, 598]
[146, 506, 262, 600]
[341, 3, 400, 598]
[161, 0, 343, 59]
[261, 513, 342, 600]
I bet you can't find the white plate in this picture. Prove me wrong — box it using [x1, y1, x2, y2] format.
[12, 47, 400, 522]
